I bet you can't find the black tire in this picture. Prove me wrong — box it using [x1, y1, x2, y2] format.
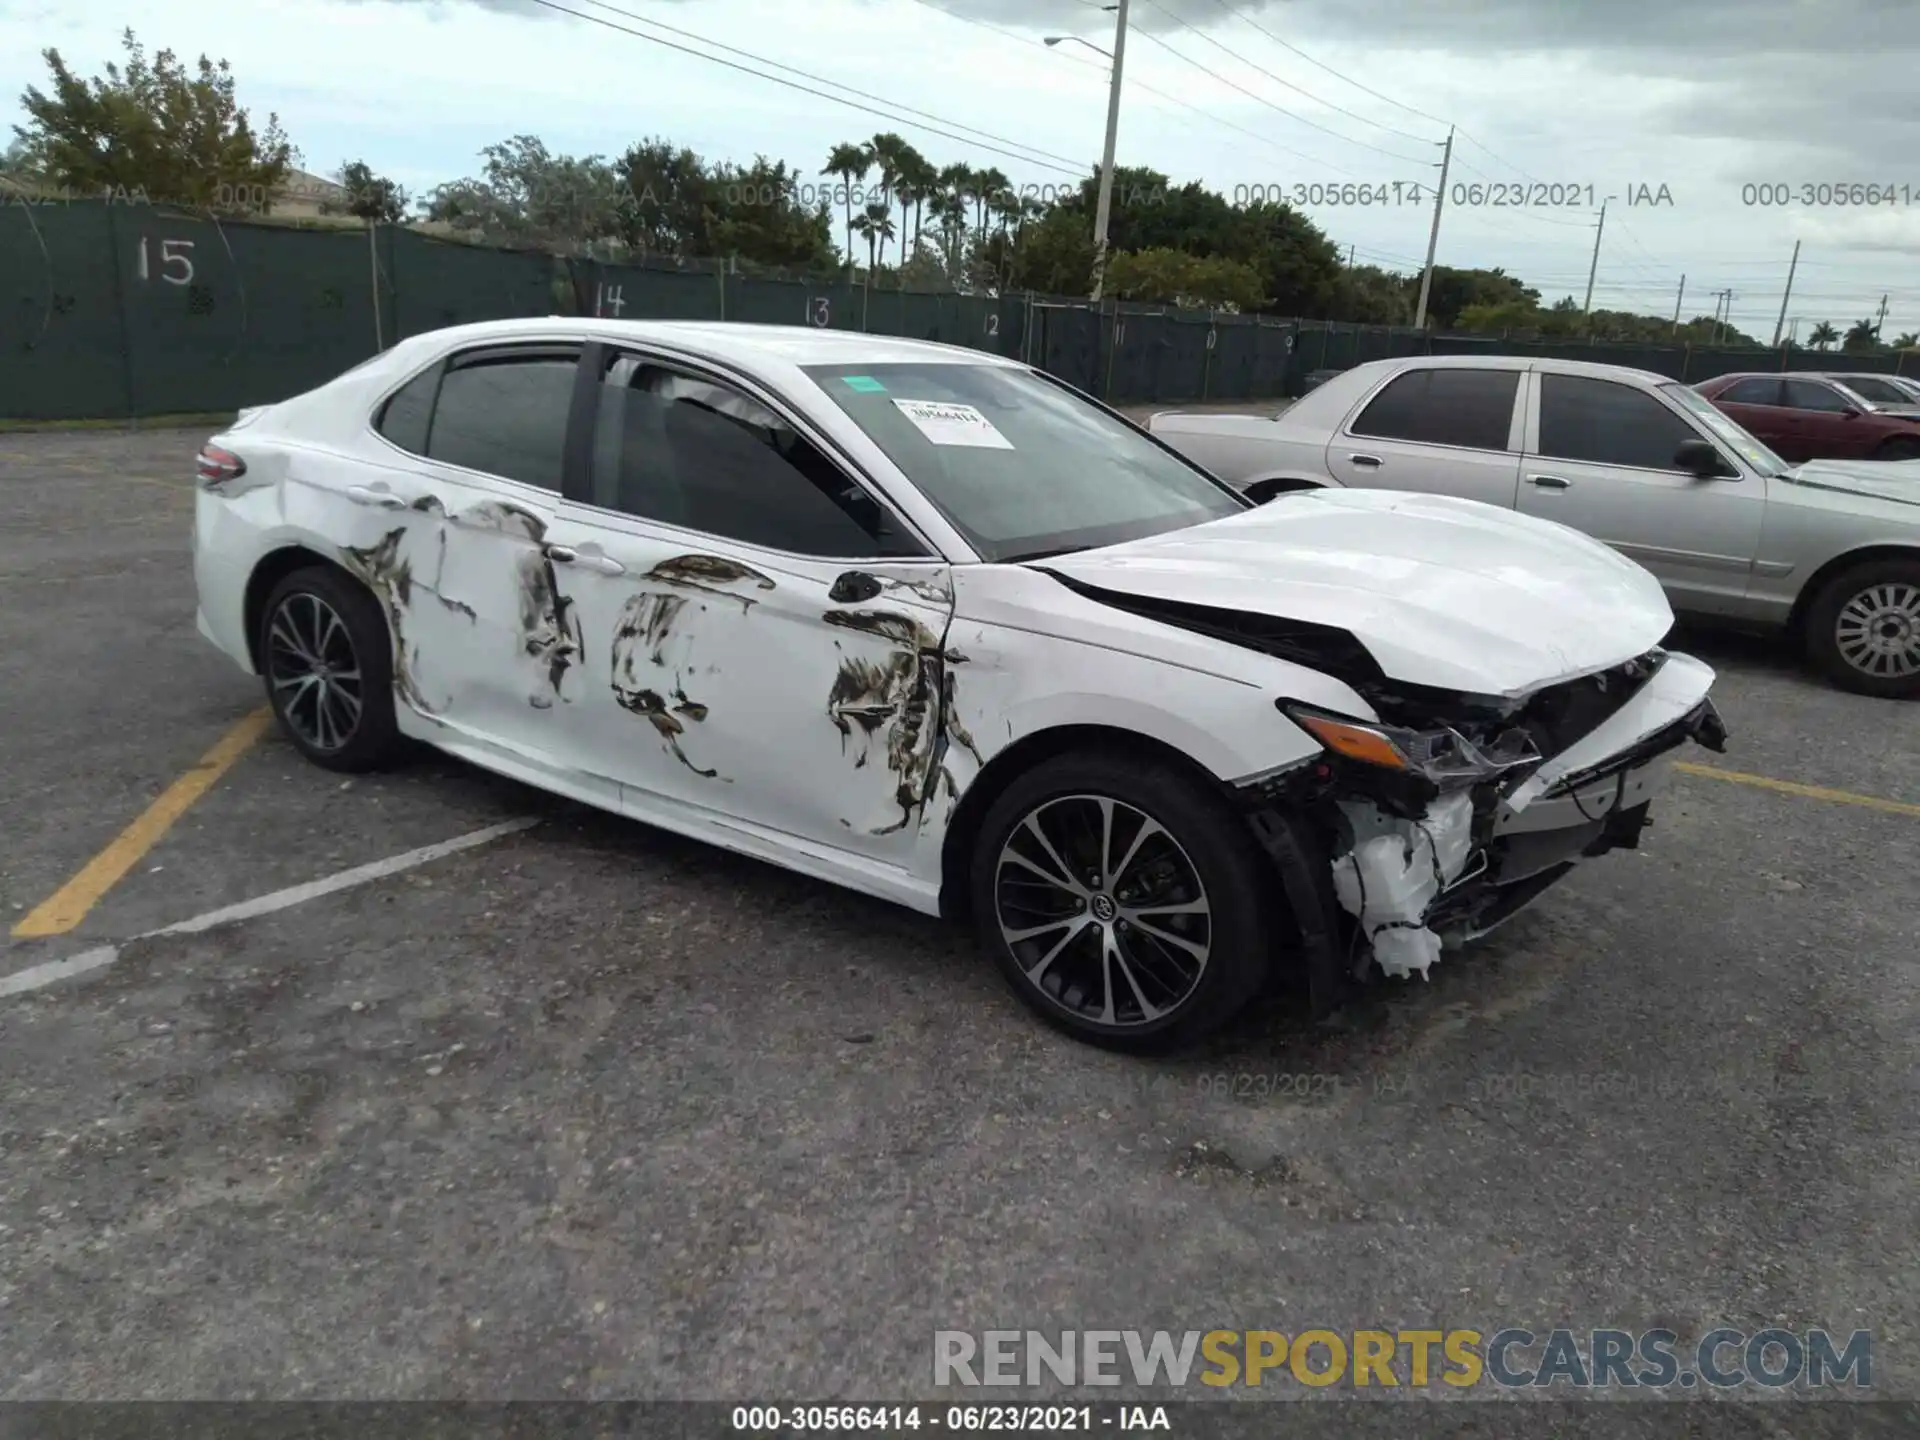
[1875, 436, 1920, 461]
[967, 750, 1278, 1052]
[258, 565, 406, 770]
[1803, 557, 1920, 699]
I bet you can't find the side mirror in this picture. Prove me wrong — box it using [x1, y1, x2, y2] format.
[1840, 408, 1861, 419]
[1674, 438, 1731, 479]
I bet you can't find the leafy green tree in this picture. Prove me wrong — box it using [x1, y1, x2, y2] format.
[1893, 331, 1919, 350]
[1106, 247, 1265, 310]
[1807, 321, 1839, 350]
[325, 159, 408, 223]
[13, 27, 296, 207]
[1404, 266, 1538, 329]
[426, 135, 623, 250]
[616, 138, 834, 269]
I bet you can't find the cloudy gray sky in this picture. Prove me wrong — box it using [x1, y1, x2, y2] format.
[5, 0, 1917, 337]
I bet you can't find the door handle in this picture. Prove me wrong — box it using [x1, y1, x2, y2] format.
[829, 570, 883, 603]
[346, 484, 407, 509]
[544, 545, 625, 575]
[1348, 453, 1384, 468]
[1527, 474, 1572, 490]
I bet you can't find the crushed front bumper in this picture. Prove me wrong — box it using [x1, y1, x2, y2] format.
[1246, 649, 1727, 1006]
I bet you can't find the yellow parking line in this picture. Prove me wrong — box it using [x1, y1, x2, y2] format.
[11, 707, 273, 938]
[1675, 762, 1920, 818]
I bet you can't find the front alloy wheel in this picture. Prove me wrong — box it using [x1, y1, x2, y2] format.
[969, 751, 1280, 1050]
[994, 794, 1213, 1028]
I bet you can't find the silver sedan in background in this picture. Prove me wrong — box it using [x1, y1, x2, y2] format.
[1148, 355, 1920, 698]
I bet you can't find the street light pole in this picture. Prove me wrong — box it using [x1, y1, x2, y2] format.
[1087, 0, 1129, 303]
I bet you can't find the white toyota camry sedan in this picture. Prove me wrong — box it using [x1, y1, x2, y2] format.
[192, 318, 1728, 1050]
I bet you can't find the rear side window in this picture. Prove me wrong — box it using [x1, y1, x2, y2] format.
[1350, 368, 1519, 450]
[1537, 375, 1703, 471]
[1783, 379, 1854, 413]
[426, 349, 581, 490]
[375, 367, 437, 453]
[1716, 377, 1781, 405]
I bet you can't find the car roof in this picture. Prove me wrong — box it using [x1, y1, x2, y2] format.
[398, 316, 1027, 370]
[1348, 353, 1674, 385]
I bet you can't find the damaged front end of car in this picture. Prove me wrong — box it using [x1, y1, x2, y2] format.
[1243, 649, 1729, 1013]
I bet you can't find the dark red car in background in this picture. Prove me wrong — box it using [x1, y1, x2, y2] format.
[1694, 372, 1920, 462]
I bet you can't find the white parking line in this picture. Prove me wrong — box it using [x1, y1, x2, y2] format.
[0, 818, 541, 1001]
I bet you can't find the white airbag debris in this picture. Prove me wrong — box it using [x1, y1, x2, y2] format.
[1330, 792, 1475, 981]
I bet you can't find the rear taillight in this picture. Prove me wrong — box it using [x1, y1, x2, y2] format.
[196, 444, 246, 485]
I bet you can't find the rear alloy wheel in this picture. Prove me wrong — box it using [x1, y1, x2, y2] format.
[259, 566, 405, 770]
[969, 752, 1276, 1051]
[1805, 559, 1920, 699]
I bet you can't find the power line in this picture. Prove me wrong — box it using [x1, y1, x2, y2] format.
[529, 0, 1085, 176]
[1200, 0, 1451, 127]
[1119, 14, 1433, 166]
[1127, 0, 1438, 145]
[900, 0, 1376, 179]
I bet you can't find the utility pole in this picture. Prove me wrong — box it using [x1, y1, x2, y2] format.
[1412, 126, 1454, 331]
[1712, 290, 1733, 345]
[1087, 0, 1130, 304]
[1874, 293, 1890, 339]
[1671, 274, 1686, 336]
[1771, 239, 1800, 347]
[1581, 197, 1608, 324]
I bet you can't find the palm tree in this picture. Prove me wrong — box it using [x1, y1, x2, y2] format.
[927, 188, 966, 267]
[1894, 331, 1919, 350]
[867, 132, 907, 233]
[822, 142, 872, 266]
[971, 168, 1010, 234]
[896, 147, 936, 256]
[1807, 321, 1839, 351]
[1843, 318, 1880, 351]
[850, 209, 877, 273]
[861, 200, 896, 269]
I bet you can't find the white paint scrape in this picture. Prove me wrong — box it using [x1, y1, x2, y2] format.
[1330, 792, 1475, 981]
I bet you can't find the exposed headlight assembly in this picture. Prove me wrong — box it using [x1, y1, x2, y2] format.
[1282, 703, 1541, 790]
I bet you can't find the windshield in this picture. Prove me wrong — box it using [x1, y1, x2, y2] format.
[800, 362, 1247, 561]
[1663, 383, 1792, 478]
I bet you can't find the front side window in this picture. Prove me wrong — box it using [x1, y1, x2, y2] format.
[587, 353, 923, 558]
[1349, 368, 1520, 451]
[1537, 375, 1706, 471]
[1664, 382, 1790, 477]
[425, 348, 581, 491]
[1782, 379, 1855, 414]
[799, 362, 1245, 562]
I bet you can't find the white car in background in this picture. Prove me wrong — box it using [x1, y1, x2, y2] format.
[1149, 354, 1920, 699]
[192, 321, 1726, 1051]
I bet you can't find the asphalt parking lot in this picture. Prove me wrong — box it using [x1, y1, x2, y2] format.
[3, 424, 1919, 1414]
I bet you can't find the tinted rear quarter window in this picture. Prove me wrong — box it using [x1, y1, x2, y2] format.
[1350, 368, 1519, 450]
[1537, 375, 1701, 470]
[426, 351, 580, 490]
[375, 367, 437, 453]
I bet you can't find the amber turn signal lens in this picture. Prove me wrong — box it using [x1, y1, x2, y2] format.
[1290, 713, 1411, 771]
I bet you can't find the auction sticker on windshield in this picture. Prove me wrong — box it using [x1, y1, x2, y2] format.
[892, 398, 1014, 449]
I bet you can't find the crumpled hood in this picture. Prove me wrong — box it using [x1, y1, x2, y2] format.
[1044, 488, 1674, 697]
[1785, 457, 1920, 507]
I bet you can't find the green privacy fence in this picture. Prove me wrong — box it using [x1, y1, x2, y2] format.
[3, 199, 1907, 423]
